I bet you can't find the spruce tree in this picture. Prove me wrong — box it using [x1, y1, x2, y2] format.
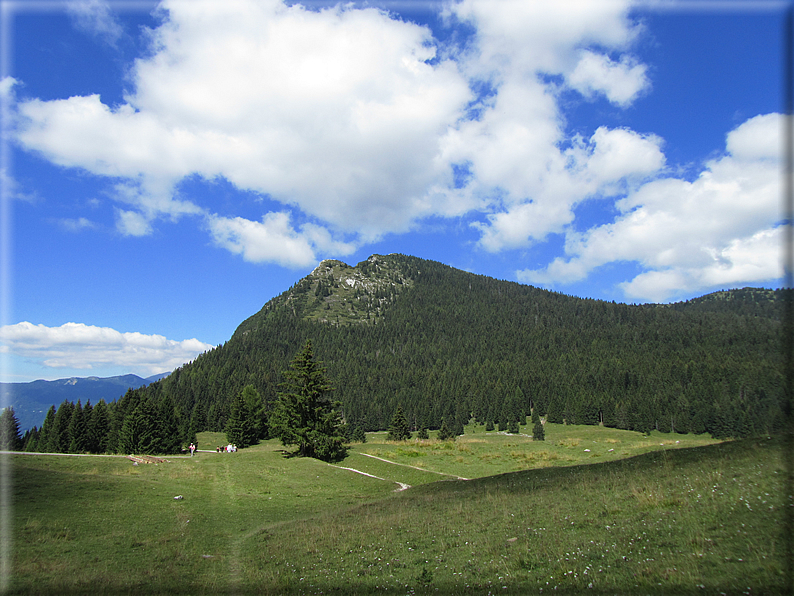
[507, 418, 519, 434]
[437, 418, 454, 441]
[546, 398, 563, 424]
[89, 400, 111, 453]
[387, 406, 411, 441]
[416, 427, 429, 440]
[23, 427, 40, 452]
[269, 340, 347, 461]
[118, 407, 138, 454]
[226, 387, 255, 448]
[48, 401, 74, 453]
[136, 397, 159, 454]
[82, 401, 94, 449]
[188, 401, 208, 440]
[119, 398, 157, 454]
[156, 395, 182, 454]
[242, 385, 268, 440]
[351, 426, 367, 443]
[0, 407, 22, 451]
[67, 400, 89, 453]
[37, 406, 56, 452]
[532, 408, 545, 441]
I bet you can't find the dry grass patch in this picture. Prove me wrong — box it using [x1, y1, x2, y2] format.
[558, 438, 580, 448]
[477, 452, 502, 461]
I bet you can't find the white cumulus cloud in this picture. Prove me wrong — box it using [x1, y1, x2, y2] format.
[518, 113, 784, 302]
[470, 124, 665, 252]
[13, 0, 774, 301]
[65, 0, 124, 45]
[0, 322, 213, 375]
[567, 50, 650, 106]
[14, 0, 472, 252]
[13, 0, 657, 268]
[206, 212, 356, 268]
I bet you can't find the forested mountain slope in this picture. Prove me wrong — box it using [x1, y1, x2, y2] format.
[150, 254, 784, 440]
[18, 254, 783, 454]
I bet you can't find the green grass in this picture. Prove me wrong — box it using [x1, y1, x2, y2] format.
[8, 427, 787, 595]
[354, 424, 720, 481]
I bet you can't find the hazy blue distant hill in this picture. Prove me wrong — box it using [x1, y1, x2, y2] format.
[2, 372, 170, 431]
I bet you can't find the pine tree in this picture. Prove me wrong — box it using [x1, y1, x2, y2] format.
[188, 401, 208, 440]
[88, 400, 111, 453]
[23, 426, 40, 452]
[136, 397, 159, 454]
[532, 408, 545, 441]
[0, 407, 22, 451]
[156, 394, 182, 454]
[269, 340, 347, 461]
[226, 386, 256, 448]
[82, 400, 94, 449]
[36, 406, 56, 452]
[416, 427, 429, 440]
[118, 398, 157, 454]
[352, 426, 367, 443]
[67, 400, 89, 453]
[242, 385, 268, 440]
[48, 401, 74, 453]
[485, 418, 494, 431]
[387, 406, 411, 441]
[437, 417, 454, 441]
[507, 417, 519, 434]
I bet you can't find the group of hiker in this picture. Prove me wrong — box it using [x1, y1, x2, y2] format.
[187, 441, 238, 455]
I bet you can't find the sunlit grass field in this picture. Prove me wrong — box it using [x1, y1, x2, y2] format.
[8, 425, 787, 594]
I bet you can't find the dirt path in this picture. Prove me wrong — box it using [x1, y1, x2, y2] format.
[356, 452, 469, 480]
[329, 464, 411, 492]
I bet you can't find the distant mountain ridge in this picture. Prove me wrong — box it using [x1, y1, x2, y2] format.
[3, 372, 170, 431]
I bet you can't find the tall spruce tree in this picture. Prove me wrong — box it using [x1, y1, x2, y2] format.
[0, 407, 22, 451]
[67, 400, 89, 453]
[242, 385, 268, 440]
[22, 427, 40, 452]
[269, 340, 348, 461]
[507, 418, 520, 434]
[118, 397, 157, 454]
[156, 395, 182, 454]
[48, 401, 74, 453]
[88, 400, 111, 453]
[437, 417, 454, 441]
[532, 408, 545, 441]
[36, 406, 56, 452]
[387, 406, 411, 441]
[226, 386, 257, 448]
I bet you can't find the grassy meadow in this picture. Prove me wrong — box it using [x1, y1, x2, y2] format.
[8, 424, 788, 595]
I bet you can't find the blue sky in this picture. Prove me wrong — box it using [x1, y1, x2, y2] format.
[0, 0, 788, 383]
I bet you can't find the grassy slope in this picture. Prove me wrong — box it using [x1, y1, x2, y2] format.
[9, 428, 787, 595]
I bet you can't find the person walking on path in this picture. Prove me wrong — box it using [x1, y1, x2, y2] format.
[189, 443, 195, 456]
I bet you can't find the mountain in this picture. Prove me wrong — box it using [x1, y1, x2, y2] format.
[136, 253, 783, 441]
[3, 372, 170, 431]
